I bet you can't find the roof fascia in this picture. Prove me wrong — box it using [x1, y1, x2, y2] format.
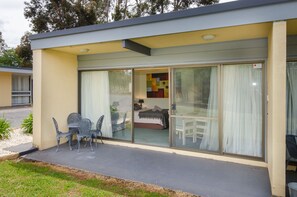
[31, 0, 297, 50]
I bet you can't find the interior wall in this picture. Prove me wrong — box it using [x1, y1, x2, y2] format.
[0, 72, 12, 107]
[134, 69, 169, 109]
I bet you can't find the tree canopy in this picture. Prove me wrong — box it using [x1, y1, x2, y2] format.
[0, 31, 32, 67]
[0, 32, 7, 56]
[0, 49, 23, 67]
[16, 32, 33, 68]
[24, 0, 219, 33]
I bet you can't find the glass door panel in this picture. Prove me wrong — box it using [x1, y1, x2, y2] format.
[171, 66, 219, 152]
[81, 69, 132, 141]
[222, 64, 262, 157]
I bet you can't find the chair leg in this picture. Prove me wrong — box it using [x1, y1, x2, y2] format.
[100, 131, 104, 144]
[94, 134, 98, 148]
[89, 138, 93, 151]
[77, 137, 81, 152]
[67, 136, 72, 151]
[56, 138, 60, 152]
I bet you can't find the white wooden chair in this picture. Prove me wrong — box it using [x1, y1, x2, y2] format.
[176, 118, 195, 145]
[193, 119, 207, 143]
[175, 118, 207, 145]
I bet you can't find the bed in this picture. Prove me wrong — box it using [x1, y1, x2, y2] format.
[134, 108, 169, 129]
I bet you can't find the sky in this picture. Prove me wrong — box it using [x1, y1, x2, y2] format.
[0, 0, 30, 48]
[0, 0, 235, 48]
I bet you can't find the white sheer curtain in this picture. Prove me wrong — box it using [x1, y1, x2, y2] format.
[81, 71, 112, 137]
[223, 64, 262, 157]
[200, 67, 219, 151]
[287, 62, 297, 135]
[12, 75, 30, 105]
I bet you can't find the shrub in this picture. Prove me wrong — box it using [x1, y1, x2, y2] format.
[22, 113, 33, 134]
[0, 117, 11, 140]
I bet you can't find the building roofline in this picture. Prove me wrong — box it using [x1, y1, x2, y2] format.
[30, 0, 292, 41]
[0, 66, 32, 74]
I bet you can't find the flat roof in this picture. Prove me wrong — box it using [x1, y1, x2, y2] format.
[30, 0, 297, 50]
[30, 0, 292, 41]
[0, 66, 32, 74]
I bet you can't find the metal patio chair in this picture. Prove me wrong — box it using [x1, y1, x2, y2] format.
[91, 115, 104, 147]
[77, 118, 93, 152]
[67, 112, 82, 134]
[286, 135, 297, 168]
[52, 117, 73, 152]
[112, 112, 127, 133]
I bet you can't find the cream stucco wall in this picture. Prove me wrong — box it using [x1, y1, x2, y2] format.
[267, 21, 287, 197]
[33, 50, 78, 150]
[0, 72, 12, 107]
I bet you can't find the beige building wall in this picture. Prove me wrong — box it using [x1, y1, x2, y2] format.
[267, 21, 287, 196]
[0, 72, 12, 107]
[33, 50, 78, 150]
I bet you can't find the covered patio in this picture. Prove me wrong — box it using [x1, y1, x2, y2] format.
[24, 142, 271, 197]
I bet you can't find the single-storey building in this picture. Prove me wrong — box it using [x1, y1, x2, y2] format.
[30, 0, 297, 196]
[0, 66, 32, 107]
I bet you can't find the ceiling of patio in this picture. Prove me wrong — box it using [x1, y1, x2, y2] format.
[51, 22, 272, 55]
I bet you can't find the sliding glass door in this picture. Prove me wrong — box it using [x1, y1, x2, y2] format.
[80, 69, 132, 141]
[171, 66, 219, 152]
[222, 64, 263, 157]
[287, 62, 297, 135]
[171, 63, 264, 158]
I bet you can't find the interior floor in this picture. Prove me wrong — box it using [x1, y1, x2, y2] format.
[113, 128, 207, 150]
[173, 133, 203, 150]
[113, 128, 169, 147]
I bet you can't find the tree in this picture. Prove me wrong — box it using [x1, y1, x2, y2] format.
[16, 32, 33, 68]
[0, 49, 22, 67]
[24, 0, 106, 33]
[0, 32, 7, 56]
[112, 0, 131, 21]
[24, 0, 219, 33]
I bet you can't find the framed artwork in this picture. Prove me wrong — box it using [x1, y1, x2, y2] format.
[146, 73, 168, 98]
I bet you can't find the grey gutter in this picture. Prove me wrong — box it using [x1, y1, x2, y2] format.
[30, 0, 294, 41]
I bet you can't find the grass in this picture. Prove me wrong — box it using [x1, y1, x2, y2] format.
[0, 160, 179, 197]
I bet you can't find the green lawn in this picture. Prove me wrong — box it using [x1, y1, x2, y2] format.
[0, 160, 174, 197]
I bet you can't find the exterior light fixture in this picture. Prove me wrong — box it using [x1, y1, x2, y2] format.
[80, 48, 90, 53]
[202, 34, 216, 41]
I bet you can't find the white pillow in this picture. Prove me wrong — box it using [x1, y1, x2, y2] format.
[153, 105, 162, 111]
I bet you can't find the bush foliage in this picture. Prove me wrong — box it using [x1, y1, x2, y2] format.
[22, 113, 33, 134]
[0, 117, 11, 140]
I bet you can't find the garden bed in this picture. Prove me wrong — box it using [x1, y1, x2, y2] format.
[0, 128, 32, 157]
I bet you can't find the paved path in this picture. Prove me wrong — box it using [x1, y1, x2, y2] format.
[25, 143, 271, 197]
[0, 106, 32, 129]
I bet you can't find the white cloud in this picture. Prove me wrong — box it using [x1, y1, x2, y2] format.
[0, 0, 30, 47]
[0, 19, 4, 29]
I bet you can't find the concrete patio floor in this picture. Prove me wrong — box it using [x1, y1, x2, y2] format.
[24, 142, 271, 197]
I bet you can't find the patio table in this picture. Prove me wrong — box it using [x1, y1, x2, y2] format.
[68, 121, 94, 149]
